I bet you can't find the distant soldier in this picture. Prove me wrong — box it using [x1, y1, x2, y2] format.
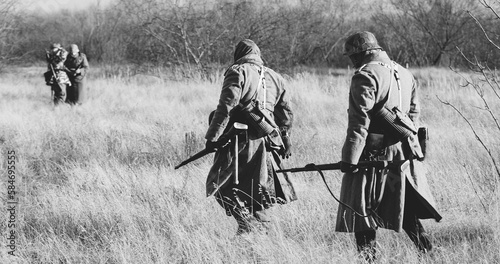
[337, 31, 441, 261]
[45, 43, 71, 105]
[64, 44, 89, 105]
[205, 39, 296, 235]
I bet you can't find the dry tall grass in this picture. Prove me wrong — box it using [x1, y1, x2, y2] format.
[0, 66, 498, 264]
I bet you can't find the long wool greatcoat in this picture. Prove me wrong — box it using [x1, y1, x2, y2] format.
[65, 52, 90, 104]
[205, 40, 296, 215]
[64, 52, 89, 83]
[336, 51, 441, 233]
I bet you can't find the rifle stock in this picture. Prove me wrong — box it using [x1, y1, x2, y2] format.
[276, 160, 404, 173]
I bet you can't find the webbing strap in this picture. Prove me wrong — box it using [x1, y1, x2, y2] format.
[257, 65, 266, 110]
[236, 65, 266, 109]
[361, 61, 402, 109]
[393, 64, 403, 109]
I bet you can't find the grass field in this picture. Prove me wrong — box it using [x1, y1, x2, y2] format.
[0, 66, 499, 263]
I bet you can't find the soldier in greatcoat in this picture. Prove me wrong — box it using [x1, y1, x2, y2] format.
[45, 43, 71, 105]
[336, 31, 441, 260]
[205, 39, 297, 235]
[65, 44, 89, 105]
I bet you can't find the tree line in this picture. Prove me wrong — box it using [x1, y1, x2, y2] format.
[0, 0, 498, 72]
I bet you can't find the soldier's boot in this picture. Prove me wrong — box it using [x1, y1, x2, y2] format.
[355, 230, 377, 263]
[404, 216, 433, 253]
[253, 210, 271, 234]
[234, 209, 253, 235]
[234, 210, 271, 235]
[418, 232, 433, 253]
[408, 231, 433, 253]
[236, 219, 251, 235]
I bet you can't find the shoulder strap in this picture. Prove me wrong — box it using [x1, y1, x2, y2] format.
[257, 65, 267, 110]
[393, 63, 403, 109]
[238, 65, 266, 108]
[363, 61, 402, 110]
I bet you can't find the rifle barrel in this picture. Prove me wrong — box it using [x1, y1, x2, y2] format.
[276, 163, 340, 173]
[174, 122, 248, 170]
[277, 160, 394, 173]
[174, 148, 213, 169]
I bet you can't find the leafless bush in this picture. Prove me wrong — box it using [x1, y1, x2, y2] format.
[440, 0, 500, 203]
[0, 0, 18, 70]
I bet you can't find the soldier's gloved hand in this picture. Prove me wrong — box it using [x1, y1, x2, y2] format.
[205, 140, 219, 152]
[340, 161, 359, 173]
[279, 135, 292, 159]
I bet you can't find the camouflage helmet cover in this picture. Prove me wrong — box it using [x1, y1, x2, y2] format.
[69, 44, 79, 53]
[343, 31, 382, 56]
[50, 43, 62, 50]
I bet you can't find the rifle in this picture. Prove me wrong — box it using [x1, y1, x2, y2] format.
[49, 63, 58, 83]
[277, 160, 407, 218]
[276, 160, 404, 173]
[48, 63, 58, 100]
[69, 63, 83, 77]
[174, 122, 248, 171]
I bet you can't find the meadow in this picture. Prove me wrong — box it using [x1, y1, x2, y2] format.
[0, 65, 498, 264]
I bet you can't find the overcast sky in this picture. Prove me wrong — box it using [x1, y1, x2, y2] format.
[22, 0, 112, 13]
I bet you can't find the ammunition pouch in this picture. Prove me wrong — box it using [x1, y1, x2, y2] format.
[235, 100, 277, 139]
[217, 100, 284, 153]
[208, 106, 282, 149]
[371, 106, 425, 160]
[373, 106, 417, 141]
[266, 129, 284, 151]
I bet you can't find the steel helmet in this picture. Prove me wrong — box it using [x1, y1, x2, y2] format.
[69, 44, 79, 53]
[50, 43, 62, 50]
[343, 31, 382, 56]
